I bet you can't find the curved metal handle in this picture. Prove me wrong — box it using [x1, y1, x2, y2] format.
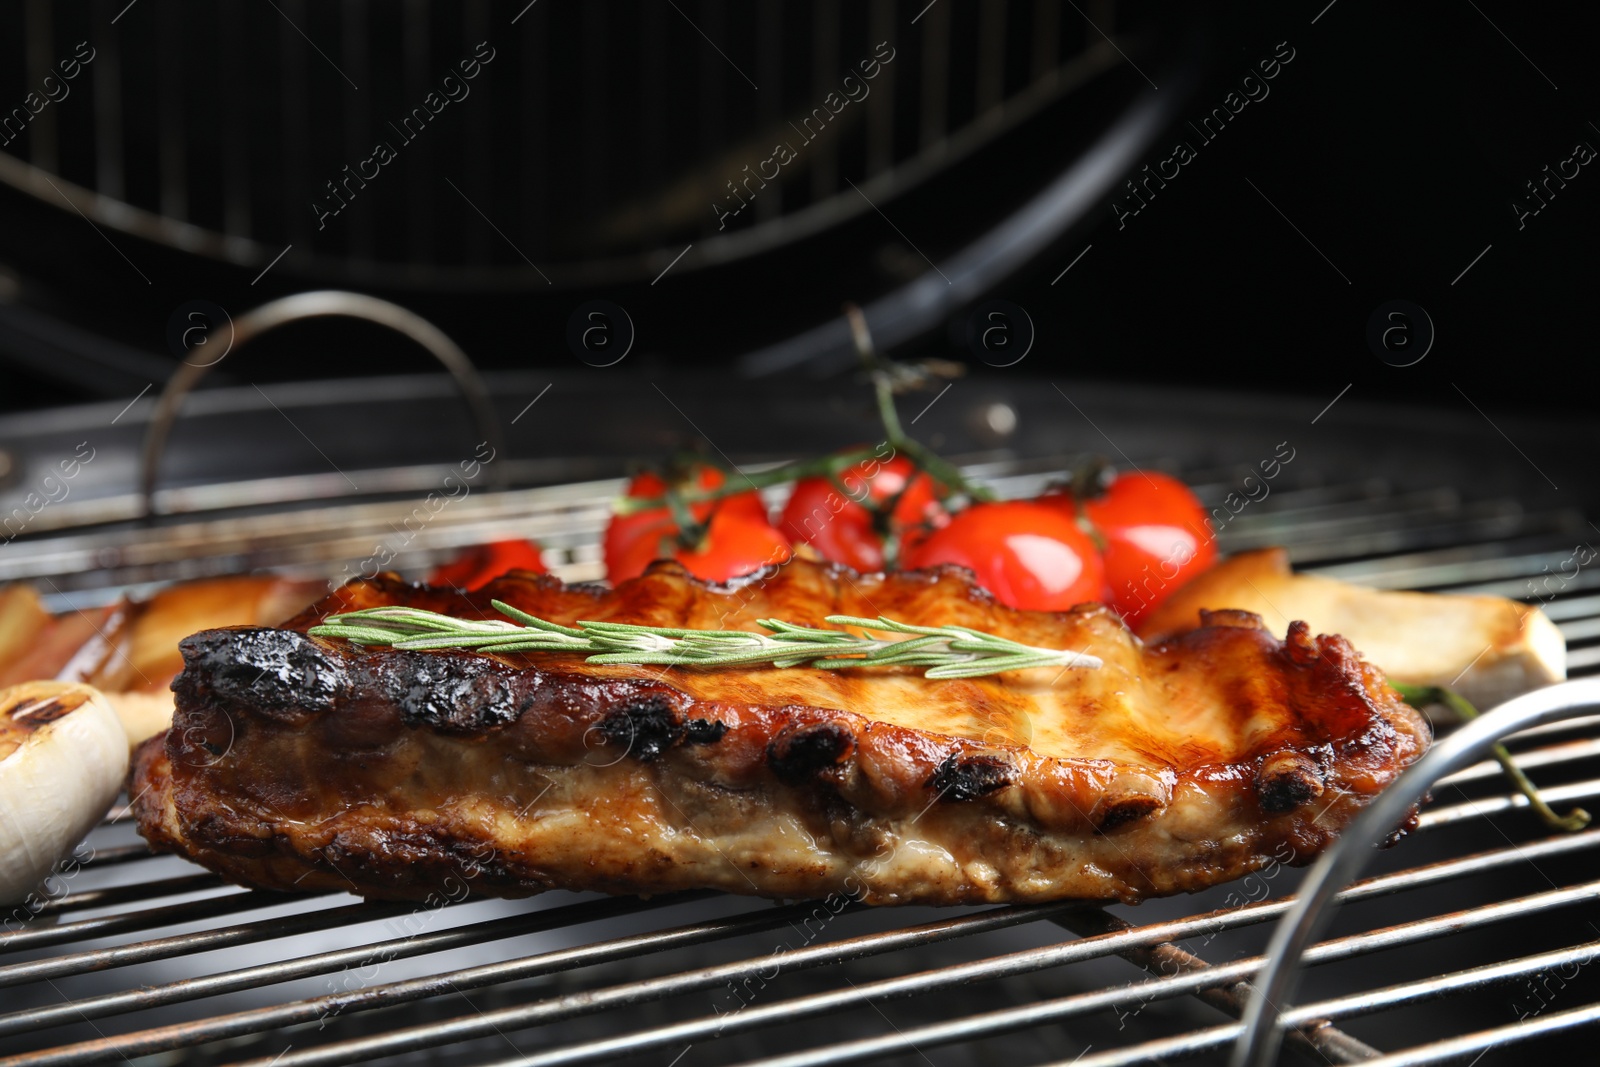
[1231, 677, 1600, 1067]
[139, 290, 506, 516]
[737, 57, 1201, 378]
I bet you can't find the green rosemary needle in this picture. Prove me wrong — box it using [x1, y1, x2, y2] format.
[307, 602, 1103, 680]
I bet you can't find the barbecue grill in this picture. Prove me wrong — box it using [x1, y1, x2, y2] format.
[0, 0, 1202, 393]
[1, 352, 1597, 1066]
[3, 0, 1596, 1060]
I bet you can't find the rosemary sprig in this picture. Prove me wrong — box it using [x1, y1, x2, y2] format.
[1390, 681, 1591, 833]
[308, 603, 1103, 680]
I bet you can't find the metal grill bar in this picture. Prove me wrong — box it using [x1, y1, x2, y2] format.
[1222, 487, 1477, 542]
[1556, 615, 1600, 642]
[77, 844, 158, 868]
[1544, 593, 1600, 622]
[0, 893, 708, 1039]
[99, 803, 139, 824]
[1302, 940, 1600, 1030]
[211, 832, 1600, 1067]
[1353, 1002, 1600, 1067]
[0, 889, 328, 955]
[0, 897, 399, 988]
[0, 452, 1576, 598]
[1057, 941, 1600, 1067]
[3, 901, 1056, 1067]
[0, 455, 1522, 582]
[1418, 776, 1600, 829]
[1430, 566, 1600, 604]
[1565, 645, 1600, 671]
[1434, 735, 1600, 788]
[1279, 511, 1582, 567]
[728, 881, 1600, 1067]
[1311, 545, 1599, 591]
[218, 904, 1065, 1067]
[1049, 909, 1380, 1065]
[362, 923, 1311, 1067]
[30, 872, 224, 917]
[1503, 713, 1600, 744]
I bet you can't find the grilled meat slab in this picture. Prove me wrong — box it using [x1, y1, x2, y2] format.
[132, 559, 1429, 905]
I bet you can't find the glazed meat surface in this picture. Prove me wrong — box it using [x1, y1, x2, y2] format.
[133, 559, 1430, 905]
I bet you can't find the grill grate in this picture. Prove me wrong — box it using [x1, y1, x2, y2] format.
[3, 457, 1599, 1066]
[0, 0, 1133, 282]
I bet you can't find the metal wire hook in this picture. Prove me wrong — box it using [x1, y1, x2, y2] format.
[137, 290, 506, 518]
[1231, 677, 1600, 1067]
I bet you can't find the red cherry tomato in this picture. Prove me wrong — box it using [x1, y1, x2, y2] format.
[605, 467, 753, 579]
[673, 506, 794, 582]
[903, 501, 1103, 612]
[1044, 472, 1215, 626]
[429, 539, 548, 591]
[604, 466, 788, 583]
[779, 454, 948, 573]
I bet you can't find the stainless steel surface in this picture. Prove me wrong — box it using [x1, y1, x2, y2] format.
[4, 447, 1600, 1065]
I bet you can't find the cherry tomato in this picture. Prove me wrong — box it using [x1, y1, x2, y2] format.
[429, 539, 548, 591]
[672, 506, 794, 582]
[779, 454, 948, 573]
[1044, 472, 1215, 626]
[903, 501, 1103, 612]
[605, 467, 754, 579]
[604, 466, 787, 583]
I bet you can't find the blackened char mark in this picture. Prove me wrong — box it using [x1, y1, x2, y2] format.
[389, 652, 526, 732]
[596, 696, 683, 761]
[1096, 796, 1163, 833]
[767, 722, 855, 785]
[683, 718, 729, 744]
[7, 693, 85, 724]
[177, 628, 344, 718]
[925, 754, 1017, 802]
[1257, 778, 1319, 814]
[1255, 750, 1327, 814]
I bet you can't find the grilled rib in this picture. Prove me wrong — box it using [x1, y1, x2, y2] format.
[132, 559, 1430, 905]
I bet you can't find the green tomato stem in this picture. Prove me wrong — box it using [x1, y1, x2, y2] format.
[1389, 681, 1590, 833]
[612, 358, 996, 521]
[610, 445, 885, 516]
[871, 368, 996, 503]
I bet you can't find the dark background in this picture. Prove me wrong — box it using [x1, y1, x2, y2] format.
[0, 0, 1595, 418]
